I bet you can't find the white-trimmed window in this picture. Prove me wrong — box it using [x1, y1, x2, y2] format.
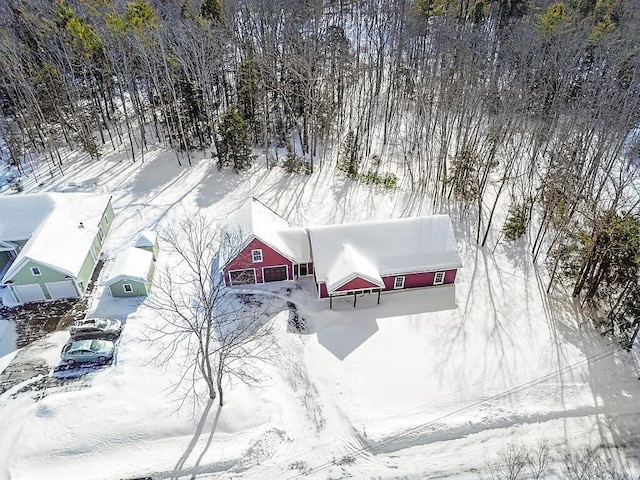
[98, 226, 104, 242]
[394, 276, 405, 289]
[434, 271, 445, 285]
[252, 249, 263, 263]
[123, 284, 133, 293]
[104, 215, 109, 226]
[31, 266, 42, 276]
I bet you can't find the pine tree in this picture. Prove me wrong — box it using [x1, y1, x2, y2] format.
[338, 130, 359, 179]
[200, 0, 223, 22]
[216, 107, 252, 172]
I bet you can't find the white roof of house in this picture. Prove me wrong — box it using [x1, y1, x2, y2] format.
[0, 193, 112, 282]
[135, 231, 157, 248]
[309, 215, 462, 292]
[325, 244, 385, 292]
[0, 194, 57, 241]
[223, 199, 311, 265]
[277, 227, 312, 263]
[104, 247, 153, 285]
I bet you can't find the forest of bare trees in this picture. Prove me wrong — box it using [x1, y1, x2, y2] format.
[1, 0, 639, 345]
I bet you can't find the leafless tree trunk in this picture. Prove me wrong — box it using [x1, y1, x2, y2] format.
[147, 214, 277, 407]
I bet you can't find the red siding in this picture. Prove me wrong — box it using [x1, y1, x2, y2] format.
[319, 269, 458, 298]
[224, 237, 293, 285]
[445, 269, 457, 283]
[382, 269, 458, 290]
[334, 276, 381, 292]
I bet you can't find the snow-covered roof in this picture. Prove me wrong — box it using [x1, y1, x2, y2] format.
[135, 231, 157, 248]
[0, 194, 56, 241]
[0, 193, 112, 282]
[325, 244, 385, 292]
[277, 227, 312, 263]
[104, 247, 154, 285]
[309, 215, 462, 291]
[223, 199, 310, 265]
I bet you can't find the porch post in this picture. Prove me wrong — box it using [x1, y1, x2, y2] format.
[330, 295, 333, 309]
[353, 291, 357, 308]
[377, 289, 381, 304]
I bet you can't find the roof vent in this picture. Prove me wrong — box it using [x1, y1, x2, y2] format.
[79, 222, 84, 228]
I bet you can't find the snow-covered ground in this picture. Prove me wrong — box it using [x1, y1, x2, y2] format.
[0, 146, 639, 479]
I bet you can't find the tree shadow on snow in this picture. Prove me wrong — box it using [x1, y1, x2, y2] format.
[168, 400, 223, 480]
[541, 286, 640, 466]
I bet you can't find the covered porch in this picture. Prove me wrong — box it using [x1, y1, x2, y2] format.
[329, 288, 383, 309]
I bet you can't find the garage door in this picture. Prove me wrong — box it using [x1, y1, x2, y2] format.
[46, 280, 79, 299]
[263, 266, 288, 282]
[13, 284, 46, 303]
[229, 269, 256, 285]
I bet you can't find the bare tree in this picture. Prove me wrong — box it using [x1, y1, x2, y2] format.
[148, 214, 277, 407]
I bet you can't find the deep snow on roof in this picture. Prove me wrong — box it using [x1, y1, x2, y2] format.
[309, 215, 462, 287]
[277, 227, 312, 263]
[104, 247, 153, 285]
[0, 193, 56, 241]
[0, 193, 112, 281]
[325, 244, 385, 293]
[224, 199, 310, 264]
[135, 231, 157, 248]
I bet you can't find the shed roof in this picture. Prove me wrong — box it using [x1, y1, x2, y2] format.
[0, 193, 112, 283]
[104, 247, 154, 286]
[309, 215, 462, 291]
[135, 230, 157, 248]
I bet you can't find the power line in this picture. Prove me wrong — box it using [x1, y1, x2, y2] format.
[283, 345, 620, 479]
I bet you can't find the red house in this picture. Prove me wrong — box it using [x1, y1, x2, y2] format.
[221, 199, 462, 307]
[308, 215, 462, 307]
[220, 200, 313, 286]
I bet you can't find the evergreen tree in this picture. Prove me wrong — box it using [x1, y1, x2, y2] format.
[216, 107, 252, 172]
[338, 130, 359, 179]
[236, 59, 261, 143]
[200, 0, 224, 22]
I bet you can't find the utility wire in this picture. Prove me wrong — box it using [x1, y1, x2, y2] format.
[283, 345, 620, 479]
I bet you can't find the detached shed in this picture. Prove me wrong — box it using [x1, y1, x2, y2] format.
[105, 247, 155, 297]
[135, 231, 159, 260]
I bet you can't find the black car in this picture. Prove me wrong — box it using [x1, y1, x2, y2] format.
[69, 318, 123, 341]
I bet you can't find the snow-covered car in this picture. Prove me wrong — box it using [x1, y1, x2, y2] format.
[61, 339, 116, 365]
[69, 318, 123, 341]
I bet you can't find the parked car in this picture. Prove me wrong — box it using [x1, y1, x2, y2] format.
[61, 339, 116, 365]
[69, 318, 123, 340]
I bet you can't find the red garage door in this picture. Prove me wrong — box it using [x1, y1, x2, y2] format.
[263, 266, 288, 282]
[229, 269, 256, 285]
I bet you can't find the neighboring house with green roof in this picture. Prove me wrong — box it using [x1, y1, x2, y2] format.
[0, 193, 115, 304]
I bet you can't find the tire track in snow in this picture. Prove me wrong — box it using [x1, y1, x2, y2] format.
[371, 405, 620, 454]
[285, 359, 326, 433]
[284, 346, 621, 479]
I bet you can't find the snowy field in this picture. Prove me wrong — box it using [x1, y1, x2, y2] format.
[1, 146, 639, 479]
